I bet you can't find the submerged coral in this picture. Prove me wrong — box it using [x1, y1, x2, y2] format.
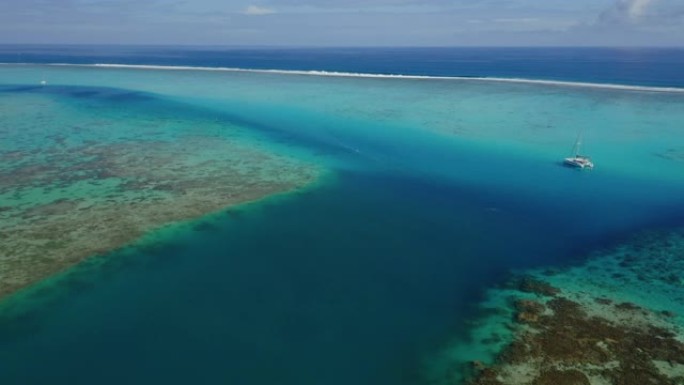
[467, 282, 684, 385]
[431, 229, 684, 385]
[0, 90, 321, 300]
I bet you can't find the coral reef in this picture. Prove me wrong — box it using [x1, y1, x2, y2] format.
[511, 276, 560, 297]
[0, 89, 321, 300]
[430, 229, 684, 385]
[467, 281, 684, 385]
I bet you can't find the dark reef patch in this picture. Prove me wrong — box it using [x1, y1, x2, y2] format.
[467, 290, 684, 384]
[455, 229, 684, 385]
[508, 276, 561, 297]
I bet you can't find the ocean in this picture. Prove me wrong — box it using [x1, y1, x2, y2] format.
[1, 46, 683, 385]
[3, 46, 684, 88]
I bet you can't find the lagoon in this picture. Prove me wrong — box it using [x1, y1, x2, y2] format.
[1, 52, 684, 384]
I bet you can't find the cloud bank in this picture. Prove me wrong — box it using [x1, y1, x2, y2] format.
[0, 0, 682, 46]
[598, 0, 658, 24]
[243, 5, 277, 15]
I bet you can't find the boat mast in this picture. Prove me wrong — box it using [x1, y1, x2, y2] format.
[571, 129, 583, 157]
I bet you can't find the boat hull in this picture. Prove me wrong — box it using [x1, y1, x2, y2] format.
[563, 156, 594, 169]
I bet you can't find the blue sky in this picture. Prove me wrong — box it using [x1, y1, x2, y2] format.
[1, 0, 683, 46]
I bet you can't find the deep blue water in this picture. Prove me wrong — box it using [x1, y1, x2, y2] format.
[2, 47, 684, 385]
[5, 168, 680, 385]
[1, 45, 684, 87]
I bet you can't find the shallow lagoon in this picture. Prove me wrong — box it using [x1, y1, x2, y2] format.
[1, 65, 684, 384]
[0, 85, 320, 297]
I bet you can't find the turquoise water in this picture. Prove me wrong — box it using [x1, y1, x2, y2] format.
[1, 65, 684, 384]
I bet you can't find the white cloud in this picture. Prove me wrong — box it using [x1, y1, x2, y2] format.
[243, 5, 276, 15]
[599, 0, 658, 24]
[627, 0, 655, 19]
[493, 18, 540, 24]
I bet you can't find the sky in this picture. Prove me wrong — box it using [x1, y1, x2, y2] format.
[0, 0, 683, 46]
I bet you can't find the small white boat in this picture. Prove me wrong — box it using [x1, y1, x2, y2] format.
[563, 131, 593, 169]
[564, 155, 593, 169]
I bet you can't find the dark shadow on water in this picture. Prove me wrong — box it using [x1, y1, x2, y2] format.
[134, 240, 184, 257]
[0, 84, 156, 109]
[0, 85, 44, 93]
[192, 221, 221, 233]
[224, 209, 245, 219]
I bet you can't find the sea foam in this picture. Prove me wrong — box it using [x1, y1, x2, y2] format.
[3, 62, 684, 94]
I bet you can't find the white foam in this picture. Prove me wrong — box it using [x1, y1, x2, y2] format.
[3, 62, 684, 94]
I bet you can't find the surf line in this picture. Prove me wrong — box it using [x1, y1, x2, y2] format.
[6, 62, 684, 94]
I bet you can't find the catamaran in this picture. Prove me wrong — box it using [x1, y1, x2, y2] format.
[563, 131, 594, 169]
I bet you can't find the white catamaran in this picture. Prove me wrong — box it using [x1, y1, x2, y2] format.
[563, 130, 594, 169]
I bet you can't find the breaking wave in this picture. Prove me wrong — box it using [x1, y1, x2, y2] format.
[4, 62, 684, 93]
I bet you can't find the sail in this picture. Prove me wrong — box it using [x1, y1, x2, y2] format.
[571, 129, 584, 157]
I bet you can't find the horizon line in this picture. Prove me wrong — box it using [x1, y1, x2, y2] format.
[0, 43, 684, 50]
